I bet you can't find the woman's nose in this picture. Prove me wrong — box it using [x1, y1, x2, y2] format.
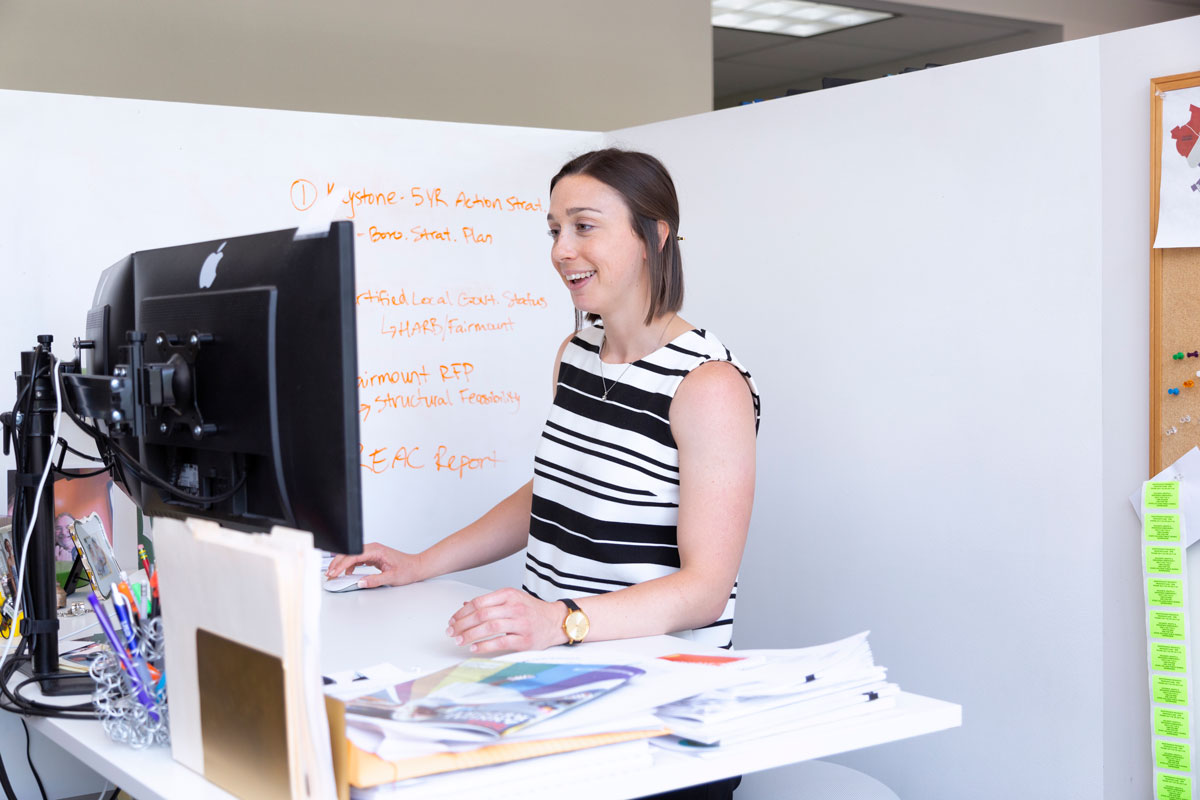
[551, 234, 575, 263]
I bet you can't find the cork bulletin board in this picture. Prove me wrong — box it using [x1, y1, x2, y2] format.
[1152, 70, 1200, 474]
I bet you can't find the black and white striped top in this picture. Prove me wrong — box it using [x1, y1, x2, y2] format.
[522, 324, 761, 649]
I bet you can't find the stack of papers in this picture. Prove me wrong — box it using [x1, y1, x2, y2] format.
[652, 631, 897, 753]
[334, 658, 668, 787]
[344, 659, 651, 755]
[332, 631, 898, 790]
[58, 634, 109, 674]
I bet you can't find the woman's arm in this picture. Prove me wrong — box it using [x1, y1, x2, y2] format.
[447, 360, 757, 651]
[326, 332, 578, 588]
[324, 480, 533, 587]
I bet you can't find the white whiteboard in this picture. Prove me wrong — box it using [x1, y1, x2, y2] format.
[0, 89, 600, 586]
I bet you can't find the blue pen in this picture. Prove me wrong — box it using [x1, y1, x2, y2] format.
[87, 593, 159, 721]
[110, 593, 157, 706]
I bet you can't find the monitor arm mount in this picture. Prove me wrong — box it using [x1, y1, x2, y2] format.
[1, 330, 216, 695]
[63, 329, 216, 442]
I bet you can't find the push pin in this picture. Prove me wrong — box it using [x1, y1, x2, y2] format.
[1170, 388, 1181, 395]
[1185, 381, 1194, 388]
[1189, 351, 1199, 358]
[1168, 426, 1179, 435]
[1183, 416, 1193, 424]
[1175, 353, 1186, 360]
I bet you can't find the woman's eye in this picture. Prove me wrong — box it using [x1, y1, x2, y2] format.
[547, 229, 560, 239]
[575, 223, 594, 234]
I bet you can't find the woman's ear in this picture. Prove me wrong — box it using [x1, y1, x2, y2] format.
[656, 220, 670, 253]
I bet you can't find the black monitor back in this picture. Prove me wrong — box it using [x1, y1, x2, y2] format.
[128, 222, 361, 554]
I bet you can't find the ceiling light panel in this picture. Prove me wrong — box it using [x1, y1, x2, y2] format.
[712, 0, 893, 38]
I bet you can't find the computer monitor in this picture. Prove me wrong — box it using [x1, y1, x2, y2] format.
[65, 221, 363, 555]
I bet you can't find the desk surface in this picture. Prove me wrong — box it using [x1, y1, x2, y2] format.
[24, 578, 961, 800]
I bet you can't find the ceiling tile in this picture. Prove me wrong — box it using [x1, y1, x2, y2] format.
[714, 60, 817, 97]
[713, 26, 794, 59]
[818, 14, 1026, 52]
[722, 36, 899, 73]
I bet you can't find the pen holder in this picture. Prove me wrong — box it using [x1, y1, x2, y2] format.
[90, 615, 169, 749]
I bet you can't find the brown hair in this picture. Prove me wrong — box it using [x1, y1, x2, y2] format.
[550, 149, 683, 326]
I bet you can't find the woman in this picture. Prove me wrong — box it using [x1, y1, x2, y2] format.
[329, 149, 759, 654]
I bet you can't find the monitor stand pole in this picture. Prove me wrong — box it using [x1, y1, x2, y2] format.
[5, 336, 93, 695]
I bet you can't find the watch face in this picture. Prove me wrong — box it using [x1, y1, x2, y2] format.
[564, 610, 589, 642]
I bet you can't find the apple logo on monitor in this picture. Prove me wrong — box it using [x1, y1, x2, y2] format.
[199, 242, 226, 289]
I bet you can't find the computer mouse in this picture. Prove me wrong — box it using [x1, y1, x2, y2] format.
[323, 574, 373, 593]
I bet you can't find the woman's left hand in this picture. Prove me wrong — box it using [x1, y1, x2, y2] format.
[447, 587, 565, 653]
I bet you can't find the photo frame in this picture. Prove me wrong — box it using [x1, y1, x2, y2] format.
[0, 524, 17, 608]
[71, 512, 119, 598]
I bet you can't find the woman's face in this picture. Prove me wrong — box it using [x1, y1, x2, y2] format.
[547, 174, 648, 318]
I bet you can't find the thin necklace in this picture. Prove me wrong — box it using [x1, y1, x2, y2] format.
[598, 314, 677, 402]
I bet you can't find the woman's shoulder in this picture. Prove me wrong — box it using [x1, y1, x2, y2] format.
[662, 327, 748, 371]
[669, 328, 760, 428]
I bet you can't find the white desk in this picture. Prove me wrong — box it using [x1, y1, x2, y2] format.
[20, 579, 961, 799]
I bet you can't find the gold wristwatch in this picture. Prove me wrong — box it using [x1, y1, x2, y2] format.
[561, 598, 590, 646]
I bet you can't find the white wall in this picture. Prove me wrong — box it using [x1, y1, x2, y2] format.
[891, 0, 1196, 39]
[608, 26, 1146, 799]
[0, 0, 712, 131]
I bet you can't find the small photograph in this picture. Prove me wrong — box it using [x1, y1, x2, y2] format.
[0, 525, 17, 606]
[73, 513, 119, 598]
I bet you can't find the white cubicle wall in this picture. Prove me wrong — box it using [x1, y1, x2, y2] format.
[0, 91, 598, 799]
[610, 16, 1200, 800]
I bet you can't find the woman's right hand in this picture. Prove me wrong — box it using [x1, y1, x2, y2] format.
[326, 542, 424, 588]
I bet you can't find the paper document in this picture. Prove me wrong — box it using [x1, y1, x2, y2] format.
[345, 659, 645, 741]
[1129, 447, 1200, 545]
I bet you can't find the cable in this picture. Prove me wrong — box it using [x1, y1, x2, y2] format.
[51, 465, 111, 479]
[57, 370, 245, 506]
[20, 718, 48, 800]
[0, 734, 17, 800]
[94, 783, 110, 800]
[0, 650, 97, 719]
[2, 357, 64, 668]
[56, 438, 104, 463]
[104, 438, 246, 505]
[7, 357, 50, 468]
